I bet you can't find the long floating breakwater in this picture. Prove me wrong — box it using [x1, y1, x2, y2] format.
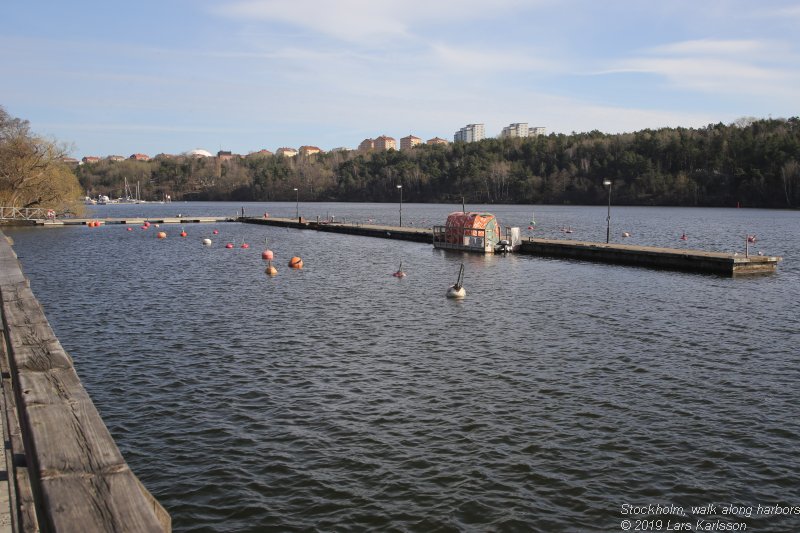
[0, 231, 170, 531]
[243, 216, 782, 276]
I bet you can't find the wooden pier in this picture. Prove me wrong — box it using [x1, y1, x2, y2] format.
[241, 216, 782, 276]
[0, 231, 170, 531]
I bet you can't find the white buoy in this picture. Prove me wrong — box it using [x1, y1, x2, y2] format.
[446, 264, 466, 299]
[202, 238, 212, 246]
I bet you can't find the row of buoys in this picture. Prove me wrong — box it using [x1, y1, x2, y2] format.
[87, 220, 103, 227]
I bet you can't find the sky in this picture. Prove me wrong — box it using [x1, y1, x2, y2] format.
[2, 0, 799, 158]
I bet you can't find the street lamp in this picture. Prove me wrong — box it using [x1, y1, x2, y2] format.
[603, 179, 612, 243]
[293, 188, 299, 220]
[396, 185, 403, 227]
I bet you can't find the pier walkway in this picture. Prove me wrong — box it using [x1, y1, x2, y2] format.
[0, 231, 170, 532]
[241, 216, 782, 276]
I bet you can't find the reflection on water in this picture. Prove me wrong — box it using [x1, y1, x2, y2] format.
[5, 203, 799, 531]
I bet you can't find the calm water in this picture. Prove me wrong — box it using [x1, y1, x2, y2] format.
[5, 203, 799, 532]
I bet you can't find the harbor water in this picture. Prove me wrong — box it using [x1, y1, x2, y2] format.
[4, 202, 799, 532]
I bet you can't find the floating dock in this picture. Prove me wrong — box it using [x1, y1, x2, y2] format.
[242, 216, 781, 276]
[521, 238, 781, 275]
[33, 216, 233, 226]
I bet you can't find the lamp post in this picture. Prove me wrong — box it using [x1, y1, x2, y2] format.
[603, 179, 612, 243]
[396, 184, 403, 227]
[293, 188, 299, 220]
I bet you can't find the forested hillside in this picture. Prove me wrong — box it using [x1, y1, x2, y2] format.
[76, 118, 800, 209]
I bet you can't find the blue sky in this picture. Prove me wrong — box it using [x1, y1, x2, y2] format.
[3, 0, 799, 158]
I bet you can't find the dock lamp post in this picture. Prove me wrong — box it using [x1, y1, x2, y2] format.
[293, 188, 299, 220]
[603, 179, 612, 243]
[396, 184, 403, 227]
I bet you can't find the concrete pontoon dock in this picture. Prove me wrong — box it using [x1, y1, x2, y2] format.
[242, 216, 782, 276]
[35, 216, 233, 226]
[520, 238, 781, 275]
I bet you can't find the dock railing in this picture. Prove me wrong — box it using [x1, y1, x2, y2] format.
[0, 208, 50, 221]
[0, 231, 170, 532]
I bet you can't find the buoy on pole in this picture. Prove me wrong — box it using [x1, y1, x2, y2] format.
[393, 261, 406, 278]
[265, 260, 278, 276]
[446, 264, 466, 299]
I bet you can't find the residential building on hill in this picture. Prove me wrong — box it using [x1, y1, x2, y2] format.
[247, 149, 273, 158]
[400, 135, 422, 151]
[426, 137, 449, 145]
[106, 155, 125, 162]
[375, 135, 396, 150]
[529, 126, 547, 136]
[276, 147, 298, 157]
[299, 146, 322, 156]
[130, 153, 150, 161]
[81, 156, 100, 164]
[501, 123, 529, 138]
[454, 124, 485, 143]
[217, 150, 234, 161]
[359, 138, 375, 151]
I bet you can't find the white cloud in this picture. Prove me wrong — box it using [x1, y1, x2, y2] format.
[215, 0, 540, 44]
[607, 39, 800, 100]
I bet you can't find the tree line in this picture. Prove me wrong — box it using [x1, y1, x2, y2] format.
[76, 117, 800, 209]
[3, 105, 800, 213]
[0, 106, 84, 214]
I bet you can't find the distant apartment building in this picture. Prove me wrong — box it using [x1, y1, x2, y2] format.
[276, 147, 298, 157]
[81, 156, 101, 164]
[529, 126, 547, 136]
[400, 135, 422, 151]
[129, 153, 150, 161]
[454, 124, 485, 143]
[329, 147, 351, 153]
[247, 149, 273, 158]
[358, 138, 375, 152]
[374, 135, 397, 151]
[217, 150, 234, 161]
[61, 157, 79, 165]
[426, 137, 449, 145]
[299, 145, 322, 157]
[501, 123, 529, 138]
[106, 155, 125, 161]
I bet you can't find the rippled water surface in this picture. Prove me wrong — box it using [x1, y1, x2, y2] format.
[5, 203, 799, 532]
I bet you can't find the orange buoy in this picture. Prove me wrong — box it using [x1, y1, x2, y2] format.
[157, 231, 167, 239]
[265, 263, 278, 276]
[289, 256, 303, 269]
[241, 242, 250, 249]
[262, 250, 274, 260]
[180, 230, 188, 237]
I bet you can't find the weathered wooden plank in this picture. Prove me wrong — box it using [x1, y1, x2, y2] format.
[6, 337, 73, 372]
[16, 368, 92, 406]
[19, 400, 127, 477]
[39, 472, 165, 532]
[0, 330, 39, 532]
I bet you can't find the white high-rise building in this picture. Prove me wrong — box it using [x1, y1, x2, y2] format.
[501, 123, 529, 138]
[454, 123, 485, 143]
[529, 126, 547, 137]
